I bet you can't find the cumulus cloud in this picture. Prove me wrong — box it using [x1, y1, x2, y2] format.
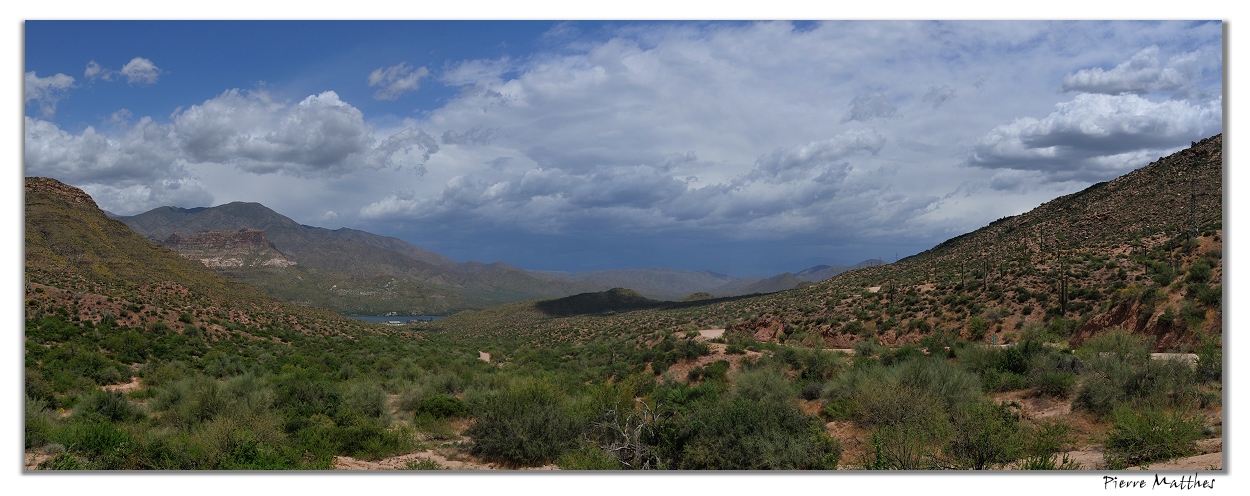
[842, 92, 898, 123]
[966, 93, 1221, 181]
[120, 57, 162, 84]
[171, 89, 437, 176]
[1061, 46, 1211, 95]
[24, 115, 213, 214]
[368, 62, 430, 100]
[24, 71, 75, 116]
[25, 87, 443, 216]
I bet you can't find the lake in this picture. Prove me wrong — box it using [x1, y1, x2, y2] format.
[345, 315, 444, 324]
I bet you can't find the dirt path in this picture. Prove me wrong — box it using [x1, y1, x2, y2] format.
[694, 328, 724, 340]
[332, 450, 557, 470]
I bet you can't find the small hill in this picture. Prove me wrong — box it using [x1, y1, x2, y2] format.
[534, 288, 666, 316]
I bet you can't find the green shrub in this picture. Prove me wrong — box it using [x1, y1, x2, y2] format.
[1030, 371, 1077, 398]
[556, 444, 621, 470]
[416, 394, 467, 419]
[1195, 337, 1222, 383]
[967, 317, 989, 341]
[657, 396, 840, 470]
[823, 396, 859, 421]
[73, 389, 144, 423]
[945, 400, 1025, 469]
[733, 366, 796, 405]
[1186, 262, 1212, 284]
[1103, 406, 1203, 469]
[403, 457, 445, 470]
[1019, 419, 1080, 470]
[892, 357, 983, 411]
[465, 378, 582, 466]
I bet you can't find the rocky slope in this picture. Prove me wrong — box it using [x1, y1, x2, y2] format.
[159, 229, 296, 269]
[24, 177, 380, 338]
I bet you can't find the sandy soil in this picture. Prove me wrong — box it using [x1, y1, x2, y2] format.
[695, 328, 725, 340]
[478, 351, 490, 363]
[102, 377, 142, 393]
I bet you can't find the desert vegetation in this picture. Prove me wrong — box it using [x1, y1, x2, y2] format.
[24, 135, 1223, 470]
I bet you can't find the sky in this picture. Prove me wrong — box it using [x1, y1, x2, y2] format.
[22, 20, 1225, 277]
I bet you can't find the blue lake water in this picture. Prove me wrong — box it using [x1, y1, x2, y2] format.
[345, 315, 444, 324]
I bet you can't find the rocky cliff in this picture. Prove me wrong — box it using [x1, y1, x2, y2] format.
[158, 229, 297, 269]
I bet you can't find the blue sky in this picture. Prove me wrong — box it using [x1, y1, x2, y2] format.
[23, 19, 1225, 277]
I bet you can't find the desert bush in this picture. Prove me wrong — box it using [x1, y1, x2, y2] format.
[73, 389, 144, 424]
[465, 378, 582, 466]
[403, 457, 446, 470]
[1074, 340, 1198, 416]
[733, 367, 796, 405]
[967, 317, 989, 341]
[945, 400, 1025, 469]
[800, 381, 825, 401]
[1103, 406, 1203, 469]
[656, 396, 840, 470]
[415, 394, 467, 419]
[892, 357, 982, 411]
[881, 344, 926, 366]
[687, 359, 730, 383]
[1195, 337, 1222, 384]
[54, 420, 138, 469]
[412, 413, 459, 440]
[25, 396, 55, 450]
[1030, 371, 1077, 398]
[1018, 419, 1080, 470]
[337, 379, 389, 426]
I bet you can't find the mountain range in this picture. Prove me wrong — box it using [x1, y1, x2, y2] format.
[113, 203, 874, 315]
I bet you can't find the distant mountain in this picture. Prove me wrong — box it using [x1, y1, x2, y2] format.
[706, 259, 886, 297]
[116, 202, 615, 315]
[794, 259, 886, 282]
[538, 268, 740, 300]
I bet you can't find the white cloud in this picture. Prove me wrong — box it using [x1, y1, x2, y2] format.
[24, 71, 75, 116]
[171, 89, 438, 177]
[120, 57, 162, 84]
[966, 93, 1221, 181]
[368, 62, 429, 100]
[84, 60, 105, 80]
[25, 88, 442, 213]
[1061, 45, 1214, 95]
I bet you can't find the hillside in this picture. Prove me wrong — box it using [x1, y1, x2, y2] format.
[24, 177, 382, 338]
